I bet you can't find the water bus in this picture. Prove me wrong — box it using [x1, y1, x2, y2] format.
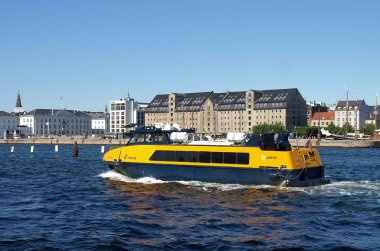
[103, 126, 329, 187]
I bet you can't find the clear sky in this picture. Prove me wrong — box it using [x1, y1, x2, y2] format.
[1, 0, 379, 112]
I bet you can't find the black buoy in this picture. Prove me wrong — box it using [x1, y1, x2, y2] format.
[73, 141, 78, 157]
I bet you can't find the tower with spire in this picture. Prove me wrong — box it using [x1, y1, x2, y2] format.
[14, 91, 24, 114]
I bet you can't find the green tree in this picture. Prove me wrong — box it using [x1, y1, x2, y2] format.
[326, 122, 341, 134]
[341, 122, 354, 135]
[292, 126, 318, 138]
[252, 123, 286, 134]
[363, 123, 375, 135]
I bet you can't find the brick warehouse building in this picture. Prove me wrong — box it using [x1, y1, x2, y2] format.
[144, 88, 307, 134]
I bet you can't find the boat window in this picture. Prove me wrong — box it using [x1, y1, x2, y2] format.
[150, 150, 249, 165]
[150, 150, 165, 161]
[129, 133, 147, 143]
[199, 151, 211, 163]
[164, 151, 176, 161]
[224, 152, 237, 164]
[237, 153, 249, 164]
[211, 152, 223, 163]
[128, 131, 172, 144]
[148, 133, 171, 143]
[186, 151, 199, 162]
[176, 151, 186, 162]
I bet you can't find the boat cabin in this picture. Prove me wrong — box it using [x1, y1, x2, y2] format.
[127, 126, 292, 151]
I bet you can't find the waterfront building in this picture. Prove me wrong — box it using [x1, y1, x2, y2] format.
[365, 105, 380, 129]
[334, 100, 371, 131]
[253, 89, 307, 130]
[19, 109, 91, 137]
[213, 91, 253, 134]
[145, 88, 307, 134]
[86, 112, 110, 137]
[306, 101, 328, 126]
[0, 111, 19, 139]
[310, 111, 335, 128]
[136, 102, 148, 126]
[109, 97, 148, 134]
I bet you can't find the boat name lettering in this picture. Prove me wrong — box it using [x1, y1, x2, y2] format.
[266, 156, 277, 159]
[124, 154, 136, 160]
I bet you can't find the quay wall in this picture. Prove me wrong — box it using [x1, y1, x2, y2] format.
[288, 139, 376, 148]
[0, 137, 378, 147]
[0, 138, 128, 146]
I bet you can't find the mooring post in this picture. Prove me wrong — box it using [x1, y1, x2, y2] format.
[73, 141, 78, 157]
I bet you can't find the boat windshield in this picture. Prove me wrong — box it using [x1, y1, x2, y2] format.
[245, 133, 291, 151]
[128, 132, 171, 145]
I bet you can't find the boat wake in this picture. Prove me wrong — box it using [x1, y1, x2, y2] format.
[99, 171, 380, 195]
[98, 170, 167, 184]
[99, 170, 279, 191]
[284, 180, 380, 197]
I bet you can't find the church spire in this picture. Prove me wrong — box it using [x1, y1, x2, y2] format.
[14, 91, 24, 113]
[16, 91, 22, 108]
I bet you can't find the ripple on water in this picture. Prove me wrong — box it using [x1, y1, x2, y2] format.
[2, 146, 380, 250]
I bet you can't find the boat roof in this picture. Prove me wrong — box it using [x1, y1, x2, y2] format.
[133, 126, 196, 134]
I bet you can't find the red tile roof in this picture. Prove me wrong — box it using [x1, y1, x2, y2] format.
[311, 111, 335, 121]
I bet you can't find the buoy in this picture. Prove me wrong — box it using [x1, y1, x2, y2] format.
[55, 145, 59, 152]
[11, 146, 15, 153]
[31, 146, 34, 153]
[101, 146, 105, 153]
[73, 141, 78, 157]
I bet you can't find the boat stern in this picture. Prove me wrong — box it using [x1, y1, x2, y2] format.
[283, 148, 330, 186]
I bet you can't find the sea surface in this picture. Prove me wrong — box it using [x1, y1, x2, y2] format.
[0, 144, 379, 250]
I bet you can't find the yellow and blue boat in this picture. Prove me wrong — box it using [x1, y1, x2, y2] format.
[103, 127, 329, 187]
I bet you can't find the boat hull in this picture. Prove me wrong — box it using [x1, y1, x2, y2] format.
[107, 162, 329, 187]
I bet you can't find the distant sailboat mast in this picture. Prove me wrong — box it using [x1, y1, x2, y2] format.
[375, 93, 378, 130]
[345, 89, 349, 136]
[60, 96, 64, 109]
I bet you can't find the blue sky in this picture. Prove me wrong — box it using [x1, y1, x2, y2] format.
[1, 0, 379, 112]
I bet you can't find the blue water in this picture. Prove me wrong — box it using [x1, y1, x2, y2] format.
[0, 144, 379, 250]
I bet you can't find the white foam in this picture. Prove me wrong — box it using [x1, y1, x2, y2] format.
[176, 180, 252, 191]
[135, 176, 167, 184]
[99, 170, 380, 195]
[98, 170, 135, 183]
[283, 180, 380, 197]
[98, 170, 168, 184]
[98, 170, 272, 191]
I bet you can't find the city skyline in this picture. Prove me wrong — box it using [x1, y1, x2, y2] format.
[1, 0, 380, 112]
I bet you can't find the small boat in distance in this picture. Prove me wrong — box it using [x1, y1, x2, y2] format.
[103, 126, 330, 187]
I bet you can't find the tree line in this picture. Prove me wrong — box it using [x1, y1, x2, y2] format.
[251, 122, 376, 137]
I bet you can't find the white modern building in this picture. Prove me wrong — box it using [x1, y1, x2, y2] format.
[19, 109, 92, 137]
[86, 112, 110, 137]
[0, 111, 19, 139]
[334, 100, 371, 130]
[110, 97, 148, 134]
